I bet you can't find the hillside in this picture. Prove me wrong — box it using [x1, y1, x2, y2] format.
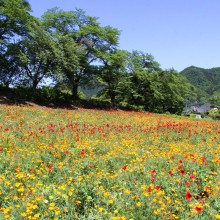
[180, 66, 220, 102]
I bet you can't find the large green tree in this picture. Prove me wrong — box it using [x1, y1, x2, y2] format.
[97, 49, 129, 107]
[0, 0, 33, 86]
[0, 0, 31, 51]
[124, 51, 196, 114]
[17, 22, 59, 90]
[42, 8, 120, 100]
[125, 51, 161, 108]
[150, 69, 197, 114]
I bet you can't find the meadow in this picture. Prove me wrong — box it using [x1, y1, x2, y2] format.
[0, 105, 219, 220]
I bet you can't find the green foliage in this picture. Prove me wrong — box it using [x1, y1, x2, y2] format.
[42, 8, 120, 100]
[12, 86, 72, 105]
[1, 4, 200, 114]
[17, 21, 59, 90]
[0, 0, 32, 43]
[209, 91, 220, 106]
[97, 49, 129, 107]
[207, 108, 220, 119]
[0, 0, 34, 86]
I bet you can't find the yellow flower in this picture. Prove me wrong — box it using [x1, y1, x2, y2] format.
[109, 199, 114, 204]
[98, 207, 103, 212]
[36, 196, 43, 201]
[15, 182, 21, 187]
[55, 208, 60, 215]
[17, 186, 24, 192]
[104, 192, 110, 197]
[136, 201, 141, 207]
[36, 182, 43, 187]
[77, 176, 83, 181]
[114, 210, 119, 214]
[143, 191, 149, 197]
[216, 214, 220, 219]
[32, 204, 38, 210]
[49, 203, 55, 210]
[141, 185, 147, 190]
[124, 189, 130, 194]
[34, 213, 40, 218]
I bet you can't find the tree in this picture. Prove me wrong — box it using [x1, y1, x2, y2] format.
[42, 8, 120, 100]
[17, 22, 58, 90]
[125, 51, 196, 114]
[97, 49, 129, 107]
[52, 34, 84, 98]
[144, 69, 196, 114]
[0, 0, 32, 51]
[0, 0, 33, 86]
[125, 51, 161, 109]
[0, 43, 22, 87]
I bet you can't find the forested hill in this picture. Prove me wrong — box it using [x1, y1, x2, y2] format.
[180, 66, 220, 102]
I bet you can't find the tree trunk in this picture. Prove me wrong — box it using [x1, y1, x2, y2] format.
[32, 80, 38, 93]
[109, 90, 116, 107]
[72, 82, 79, 101]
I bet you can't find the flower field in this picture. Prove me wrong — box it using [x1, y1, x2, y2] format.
[0, 105, 219, 220]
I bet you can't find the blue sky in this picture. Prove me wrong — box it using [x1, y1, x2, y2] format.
[28, 0, 220, 72]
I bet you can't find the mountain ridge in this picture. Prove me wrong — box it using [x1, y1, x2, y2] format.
[179, 66, 220, 103]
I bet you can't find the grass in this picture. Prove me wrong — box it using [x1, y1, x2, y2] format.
[0, 105, 219, 219]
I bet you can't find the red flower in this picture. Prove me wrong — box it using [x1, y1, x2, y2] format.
[151, 169, 156, 175]
[89, 164, 94, 168]
[147, 187, 152, 192]
[168, 171, 173, 175]
[185, 192, 192, 201]
[64, 150, 69, 155]
[195, 206, 202, 213]
[0, 147, 3, 152]
[185, 180, 190, 186]
[80, 149, 85, 155]
[47, 123, 54, 129]
[151, 177, 156, 181]
[5, 128, 9, 132]
[29, 168, 34, 173]
[179, 159, 183, 164]
[48, 165, 53, 171]
[122, 165, 127, 170]
[180, 169, 185, 175]
[178, 165, 182, 170]
[190, 174, 195, 180]
[155, 185, 161, 190]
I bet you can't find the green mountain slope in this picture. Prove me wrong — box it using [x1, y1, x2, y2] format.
[180, 66, 220, 102]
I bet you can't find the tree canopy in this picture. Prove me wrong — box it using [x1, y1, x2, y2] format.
[0, 4, 198, 114]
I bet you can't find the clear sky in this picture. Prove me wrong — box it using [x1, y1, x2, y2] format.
[28, 0, 220, 72]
